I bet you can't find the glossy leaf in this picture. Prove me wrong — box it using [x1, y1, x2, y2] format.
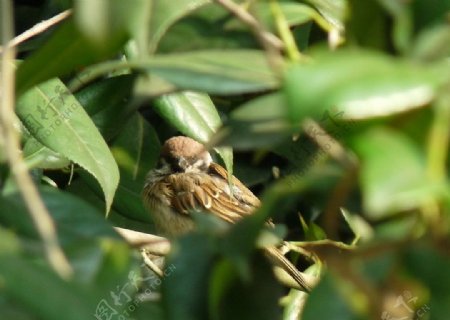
[140, 49, 277, 94]
[17, 78, 119, 212]
[23, 138, 70, 169]
[109, 113, 160, 224]
[218, 93, 291, 149]
[284, 50, 448, 123]
[75, 74, 137, 140]
[154, 91, 233, 174]
[154, 91, 221, 143]
[157, 3, 258, 53]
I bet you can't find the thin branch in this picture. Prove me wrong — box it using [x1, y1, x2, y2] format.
[214, 0, 284, 73]
[302, 119, 357, 169]
[0, 1, 72, 279]
[0, 10, 71, 54]
[114, 227, 171, 256]
[302, 119, 358, 238]
[270, 0, 302, 62]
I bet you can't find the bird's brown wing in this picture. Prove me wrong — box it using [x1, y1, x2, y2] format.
[165, 164, 260, 224]
[209, 162, 261, 208]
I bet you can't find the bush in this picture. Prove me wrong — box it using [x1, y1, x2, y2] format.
[0, 1, 449, 319]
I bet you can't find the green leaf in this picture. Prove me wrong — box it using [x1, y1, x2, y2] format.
[0, 188, 119, 246]
[154, 91, 221, 143]
[304, 0, 346, 30]
[148, 0, 210, 53]
[346, 0, 388, 49]
[302, 272, 359, 320]
[248, 1, 332, 32]
[163, 234, 214, 320]
[74, 0, 150, 49]
[23, 138, 70, 169]
[16, 19, 129, 94]
[218, 93, 292, 149]
[154, 91, 233, 174]
[157, 4, 258, 53]
[110, 113, 160, 224]
[210, 255, 283, 320]
[75, 74, 137, 140]
[17, 78, 119, 212]
[80, 50, 277, 94]
[148, 50, 277, 94]
[284, 50, 448, 123]
[0, 255, 98, 320]
[350, 127, 439, 218]
[0, 188, 137, 290]
[411, 25, 450, 61]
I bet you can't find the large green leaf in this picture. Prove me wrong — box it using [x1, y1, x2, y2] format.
[218, 93, 292, 149]
[154, 91, 221, 143]
[23, 138, 70, 169]
[350, 127, 441, 218]
[110, 113, 160, 224]
[210, 255, 283, 320]
[284, 50, 448, 124]
[0, 256, 97, 320]
[17, 78, 119, 212]
[87, 50, 277, 95]
[157, 3, 258, 53]
[302, 272, 358, 320]
[148, 50, 277, 94]
[16, 1, 152, 93]
[75, 74, 137, 141]
[0, 189, 141, 319]
[163, 234, 214, 320]
[16, 18, 128, 94]
[154, 91, 233, 173]
[0, 188, 136, 289]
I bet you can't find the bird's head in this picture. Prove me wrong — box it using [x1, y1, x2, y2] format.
[159, 136, 212, 173]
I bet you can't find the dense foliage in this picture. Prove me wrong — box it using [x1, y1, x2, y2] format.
[0, 0, 449, 319]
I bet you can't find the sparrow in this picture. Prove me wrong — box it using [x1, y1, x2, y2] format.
[142, 136, 311, 292]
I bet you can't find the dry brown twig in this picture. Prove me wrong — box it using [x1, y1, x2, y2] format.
[214, 0, 284, 73]
[114, 227, 171, 255]
[0, 9, 71, 54]
[0, 2, 72, 278]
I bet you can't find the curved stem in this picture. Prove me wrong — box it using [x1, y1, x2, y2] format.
[0, 1, 72, 279]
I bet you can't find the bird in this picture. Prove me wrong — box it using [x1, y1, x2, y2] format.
[142, 136, 311, 292]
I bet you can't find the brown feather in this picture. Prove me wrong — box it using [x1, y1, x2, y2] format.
[142, 136, 312, 291]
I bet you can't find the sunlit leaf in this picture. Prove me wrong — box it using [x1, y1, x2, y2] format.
[284, 50, 447, 123]
[350, 127, 441, 218]
[17, 78, 119, 212]
[154, 91, 233, 174]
